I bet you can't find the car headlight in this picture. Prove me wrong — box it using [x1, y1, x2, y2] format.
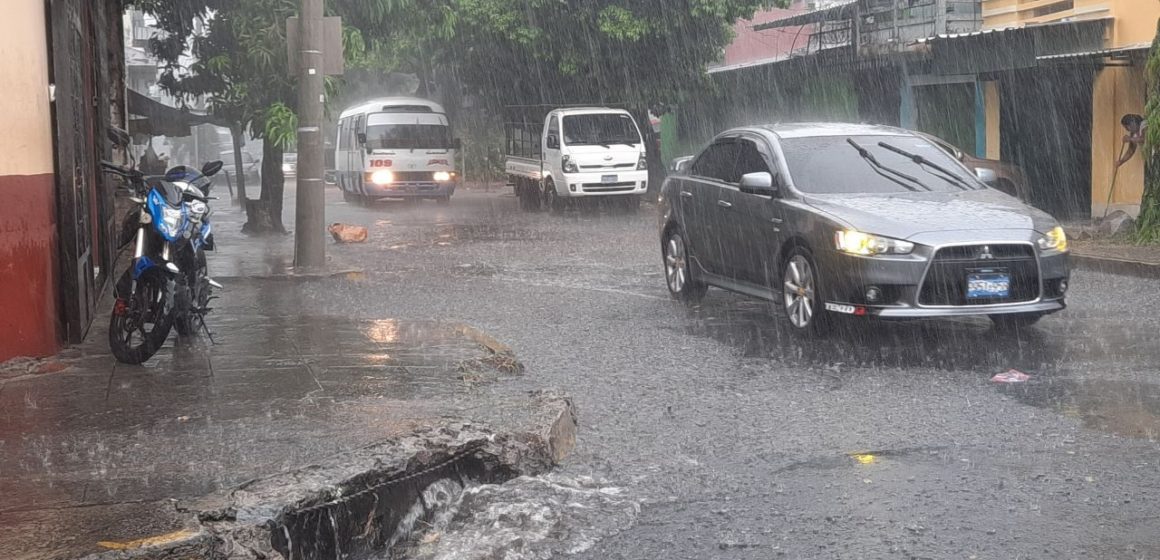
[562, 155, 578, 174]
[1037, 226, 1068, 253]
[834, 230, 914, 256]
[637, 154, 647, 170]
[370, 170, 394, 185]
[433, 171, 452, 182]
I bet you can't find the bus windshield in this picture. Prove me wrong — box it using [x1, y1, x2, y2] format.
[365, 112, 452, 150]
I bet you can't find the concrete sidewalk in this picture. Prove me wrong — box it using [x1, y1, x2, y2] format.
[0, 271, 572, 558]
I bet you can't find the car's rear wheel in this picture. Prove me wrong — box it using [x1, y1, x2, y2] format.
[663, 228, 706, 303]
[781, 247, 830, 336]
[990, 313, 1042, 330]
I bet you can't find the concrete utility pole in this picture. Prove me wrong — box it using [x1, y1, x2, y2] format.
[294, 0, 326, 268]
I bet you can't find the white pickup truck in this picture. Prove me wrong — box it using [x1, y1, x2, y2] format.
[505, 106, 649, 213]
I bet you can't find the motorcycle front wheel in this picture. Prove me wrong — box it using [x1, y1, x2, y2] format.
[109, 268, 174, 364]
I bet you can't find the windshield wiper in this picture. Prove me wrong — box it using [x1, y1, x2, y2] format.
[845, 138, 926, 192]
[877, 141, 973, 191]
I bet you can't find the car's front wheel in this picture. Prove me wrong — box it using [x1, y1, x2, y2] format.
[990, 313, 1042, 330]
[781, 247, 830, 336]
[663, 228, 706, 303]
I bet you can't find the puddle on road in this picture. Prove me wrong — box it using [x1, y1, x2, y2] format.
[677, 297, 1079, 373]
[1000, 379, 1160, 440]
[393, 474, 639, 560]
[378, 223, 554, 251]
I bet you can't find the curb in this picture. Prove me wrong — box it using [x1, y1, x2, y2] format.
[1071, 254, 1160, 279]
[76, 399, 577, 560]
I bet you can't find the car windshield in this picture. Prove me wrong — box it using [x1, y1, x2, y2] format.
[781, 134, 982, 194]
[562, 114, 641, 146]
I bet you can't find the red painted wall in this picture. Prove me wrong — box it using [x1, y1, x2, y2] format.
[723, 2, 816, 67]
[0, 173, 60, 361]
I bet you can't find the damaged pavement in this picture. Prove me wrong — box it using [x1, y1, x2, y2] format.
[0, 278, 575, 560]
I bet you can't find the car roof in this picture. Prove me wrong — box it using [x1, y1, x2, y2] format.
[732, 122, 914, 140]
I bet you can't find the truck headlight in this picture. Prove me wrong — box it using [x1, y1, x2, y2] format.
[835, 230, 914, 256]
[433, 171, 452, 182]
[1037, 226, 1068, 253]
[637, 154, 647, 170]
[370, 170, 394, 185]
[562, 155, 578, 174]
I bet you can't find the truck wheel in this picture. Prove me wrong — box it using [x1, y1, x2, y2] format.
[544, 179, 566, 214]
[518, 182, 541, 212]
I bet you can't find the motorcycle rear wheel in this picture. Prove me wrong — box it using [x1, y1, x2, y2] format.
[109, 268, 174, 364]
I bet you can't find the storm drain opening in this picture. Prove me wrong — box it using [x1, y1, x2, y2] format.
[269, 441, 519, 560]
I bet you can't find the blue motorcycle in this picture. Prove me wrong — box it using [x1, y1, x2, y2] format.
[101, 160, 223, 364]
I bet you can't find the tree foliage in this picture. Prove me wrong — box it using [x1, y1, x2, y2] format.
[1139, 16, 1160, 242]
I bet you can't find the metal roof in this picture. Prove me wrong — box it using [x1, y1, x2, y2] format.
[1036, 43, 1151, 61]
[911, 17, 1112, 45]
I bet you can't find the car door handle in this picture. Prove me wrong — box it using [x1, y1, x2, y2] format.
[717, 200, 732, 208]
[680, 191, 693, 199]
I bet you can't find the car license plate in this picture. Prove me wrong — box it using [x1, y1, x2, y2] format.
[601, 174, 618, 184]
[966, 271, 1010, 299]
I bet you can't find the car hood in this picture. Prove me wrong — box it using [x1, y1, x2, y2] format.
[803, 189, 1058, 240]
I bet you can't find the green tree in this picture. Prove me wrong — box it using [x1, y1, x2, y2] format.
[1139, 17, 1160, 242]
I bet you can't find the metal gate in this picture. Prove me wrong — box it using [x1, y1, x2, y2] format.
[49, 0, 113, 343]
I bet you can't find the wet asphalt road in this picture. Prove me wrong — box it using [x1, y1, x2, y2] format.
[271, 188, 1160, 559]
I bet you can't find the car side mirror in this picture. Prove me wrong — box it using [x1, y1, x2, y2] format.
[546, 134, 560, 149]
[739, 171, 778, 197]
[975, 167, 998, 187]
[201, 161, 224, 177]
[357, 132, 367, 145]
[672, 156, 693, 174]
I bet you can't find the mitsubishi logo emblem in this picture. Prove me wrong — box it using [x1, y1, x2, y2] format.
[978, 245, 995, 260]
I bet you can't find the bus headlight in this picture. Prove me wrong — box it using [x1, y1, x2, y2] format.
[370, 170, 394, 185]
[433, 171, 452, 182]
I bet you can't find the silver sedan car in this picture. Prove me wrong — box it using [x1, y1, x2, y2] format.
[659, 123, 1070, 335]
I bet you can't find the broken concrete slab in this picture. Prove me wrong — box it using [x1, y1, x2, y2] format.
[0, 279, 572, 560]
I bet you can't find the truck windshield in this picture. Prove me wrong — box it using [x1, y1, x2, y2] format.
[562, 114, 641, 147]
[365, 112, 452, 150]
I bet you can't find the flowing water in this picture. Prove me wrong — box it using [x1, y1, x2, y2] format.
[387, 474, 639, 560]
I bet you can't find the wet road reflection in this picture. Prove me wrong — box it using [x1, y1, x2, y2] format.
[1001, 379, 1160, 440]
[679, 296, 1067, 373]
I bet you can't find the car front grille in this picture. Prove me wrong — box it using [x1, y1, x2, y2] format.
[581, 182, 636, 192]
[918, 244, 1040, 306]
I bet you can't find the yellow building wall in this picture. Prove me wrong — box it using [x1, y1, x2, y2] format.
[0, 0, 54, 176]
[983, 82, 1002, 160]
[1111, 0, 1160, 47]
[1091, 67, 1146, 216]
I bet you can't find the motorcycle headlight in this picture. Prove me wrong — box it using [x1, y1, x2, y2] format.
[835, 230, 914, 256]
[160, 206, 184, 239]
[1037, 226, 1068, 253]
